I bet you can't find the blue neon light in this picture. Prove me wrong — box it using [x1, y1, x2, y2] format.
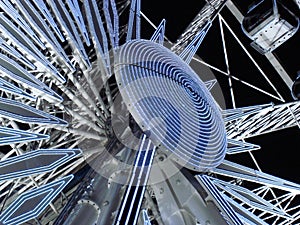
[0, 127, 49, 146]
[103, 0, 119, 48]
[0, 77, 35, 100]
[126, 0, 141, 41]
[66, 0, 90, 46]
[179, 21, 212, 64]
[0, 175, 74, 225]
[0, 53, 62, 101]
[0, 97, 68, 125]
[150, 19, 166, 44]
[115, 39, 227, 171]
[0, 149, 82, 182]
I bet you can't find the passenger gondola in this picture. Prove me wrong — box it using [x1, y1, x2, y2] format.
[242, 0, 299, 54]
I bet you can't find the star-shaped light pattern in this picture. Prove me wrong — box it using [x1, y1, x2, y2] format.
[0, 0, 300, 225]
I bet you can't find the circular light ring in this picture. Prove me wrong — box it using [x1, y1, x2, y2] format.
[114, 40, 227, 171]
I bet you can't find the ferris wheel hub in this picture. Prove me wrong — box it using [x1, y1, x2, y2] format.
[114, 40, 227, 171]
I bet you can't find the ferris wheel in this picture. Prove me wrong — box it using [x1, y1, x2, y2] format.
[0, 0, 299, 225]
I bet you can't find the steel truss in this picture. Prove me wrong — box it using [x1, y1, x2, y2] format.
[0, 0, 299, 225]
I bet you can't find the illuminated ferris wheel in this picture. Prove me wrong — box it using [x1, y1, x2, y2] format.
[0, 0, 300, 225]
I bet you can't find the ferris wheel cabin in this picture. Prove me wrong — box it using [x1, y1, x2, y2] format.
[242, 0, 299, 54]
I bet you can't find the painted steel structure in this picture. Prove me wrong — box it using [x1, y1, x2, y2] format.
[115, 38, 227, 172]
[0, 0, 299, 225]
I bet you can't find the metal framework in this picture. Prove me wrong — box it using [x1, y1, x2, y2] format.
[0, 0, 299, 225]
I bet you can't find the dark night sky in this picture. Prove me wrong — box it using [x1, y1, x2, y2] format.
[141, 0, 300, 184]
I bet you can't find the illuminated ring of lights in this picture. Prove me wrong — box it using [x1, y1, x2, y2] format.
[114, 40, 227, 171]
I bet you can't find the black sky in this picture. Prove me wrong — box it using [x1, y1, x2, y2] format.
[141, 0, 300, 184]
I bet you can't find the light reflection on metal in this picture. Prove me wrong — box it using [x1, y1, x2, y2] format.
[292, 71, 300, 100]
[0, 175, 73, 225]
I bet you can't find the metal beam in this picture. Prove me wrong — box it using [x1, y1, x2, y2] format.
[225, 0, 294, 90]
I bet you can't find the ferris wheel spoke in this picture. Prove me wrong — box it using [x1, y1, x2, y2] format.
[84, 0, 113, 77]
[0, 149, 81, 183]
[211, 178, 291, 218]
[0, 77, 35, 100]
[126, 0, 141, 42]
[0, 127, 49, 146]
[9, 0, 72, 82]
[0, 18, 65, 84]
[171, 0, 227, 54]
[0, 53, 62, 102]
[225, 101, 300, 139]
[226, 138, 260, 154]
[55, 84, 106, 125]
[0, 1, 299, 224]
[150, 19, 166, 45]
[0, 1, 45, 50]
[0, 98, 67, 125]
[103, 0, 119, 49]
[214, 160, 300, 193]
[0, 37, 35, 70]
[66, 0, 90, 46]
[0, 175, 73, 225]
[47, 0, 91, 69]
